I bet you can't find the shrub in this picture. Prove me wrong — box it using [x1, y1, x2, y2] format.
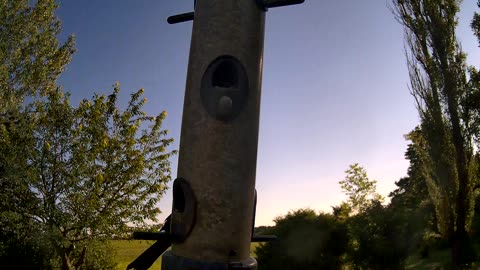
[256, 209, 348, 270]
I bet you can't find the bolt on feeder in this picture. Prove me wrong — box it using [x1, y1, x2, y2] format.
[128, 1, 304, 269]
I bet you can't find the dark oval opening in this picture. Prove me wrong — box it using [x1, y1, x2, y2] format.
[212, 60, 238, 88]
[173, 183, 185, 213]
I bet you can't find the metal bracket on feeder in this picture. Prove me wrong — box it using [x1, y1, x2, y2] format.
[127, 216, 172, 270]
[167, 12, 195, 24]
[167, 0, 305, 24]
[127, 179, 197, 270]
[128, 187, 274, 269]
[255, 0, 305, 11]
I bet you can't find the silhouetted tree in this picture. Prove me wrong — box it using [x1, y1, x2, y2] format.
[389, 127, 437, 257]
[347, 201, 407, 270]
[391, 0, 480, 265]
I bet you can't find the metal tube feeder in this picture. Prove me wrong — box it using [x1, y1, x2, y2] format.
[128, 1, 304, 269]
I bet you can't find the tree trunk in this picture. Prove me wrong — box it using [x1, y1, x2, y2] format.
[61, 252, 73, 270]
[440, 39, 472, 267]
[446, 82, 472, 267]
[74, 246, 87, 269]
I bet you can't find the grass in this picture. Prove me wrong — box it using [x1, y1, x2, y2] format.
[111, 240, 261, 270]
[113, 242, 479, 270]
[405, 249, 480, 270]
[111, 240, 163, 270]
[250, 242, 261, 258]
[405, 249, 451, 270]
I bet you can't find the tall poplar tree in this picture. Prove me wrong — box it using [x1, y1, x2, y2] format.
[391, 0, 479, 265]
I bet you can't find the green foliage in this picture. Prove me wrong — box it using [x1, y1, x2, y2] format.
[334, 164, 408, 269]
[390, 128, 430, 210]
[0, 0, 75, 113]
[331, 202, 351, 221]
[471, 195, 480, 256]
[404, 249, 452, 269]
[470, 5, 480, 261]
[0, 226, 55, 269]
[389, 128, 438, 257]
[78, 240, 117, 270]
[0, 1, 175, 269]
[472, 1, 480, 46]
[339, 163, 383, 215]
[255, 209, 348, 270]
[0, 0, 76, 268]
[2, 84, 176, 269]
[347, 202, 408, 270]
[0, 0, 75, 227]
[391, 0, 480, 265]
[18, 85, 175, 269]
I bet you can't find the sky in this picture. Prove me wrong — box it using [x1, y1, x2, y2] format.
[55, 0, 480, 226]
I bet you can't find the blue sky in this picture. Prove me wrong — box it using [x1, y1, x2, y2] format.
[56, 1, 480, 226]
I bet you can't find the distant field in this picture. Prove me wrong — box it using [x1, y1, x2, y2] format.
[112, 242, 477, 270]
[112, 240, 261, 270]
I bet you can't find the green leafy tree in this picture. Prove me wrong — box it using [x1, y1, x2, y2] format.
[390, 128, 430, 210]
[337, 165, 405, 269]
[22, 85, 176, 270]
[0, 110, 47, 267]
[0, 1, 176, 269]
[391, 0, 480, 265]
[389, 128, 438, 258]
[332, 202, 352, 221]
[255, 209, 348, 270]
[472, 1, 480, 46]
[0, 0, 75, 115]
[0, 0, 75, 267]
[339, 163, 383, 215]
[470, 0, 480, 259]
[347, 202, 408, 270]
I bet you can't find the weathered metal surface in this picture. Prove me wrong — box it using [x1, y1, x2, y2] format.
[172, 0, 265, 263]
[129, 0, 304, 269]
[163, 251, 257, 269]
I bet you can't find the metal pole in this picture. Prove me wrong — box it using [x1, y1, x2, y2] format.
[163, 0, 265, 268]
